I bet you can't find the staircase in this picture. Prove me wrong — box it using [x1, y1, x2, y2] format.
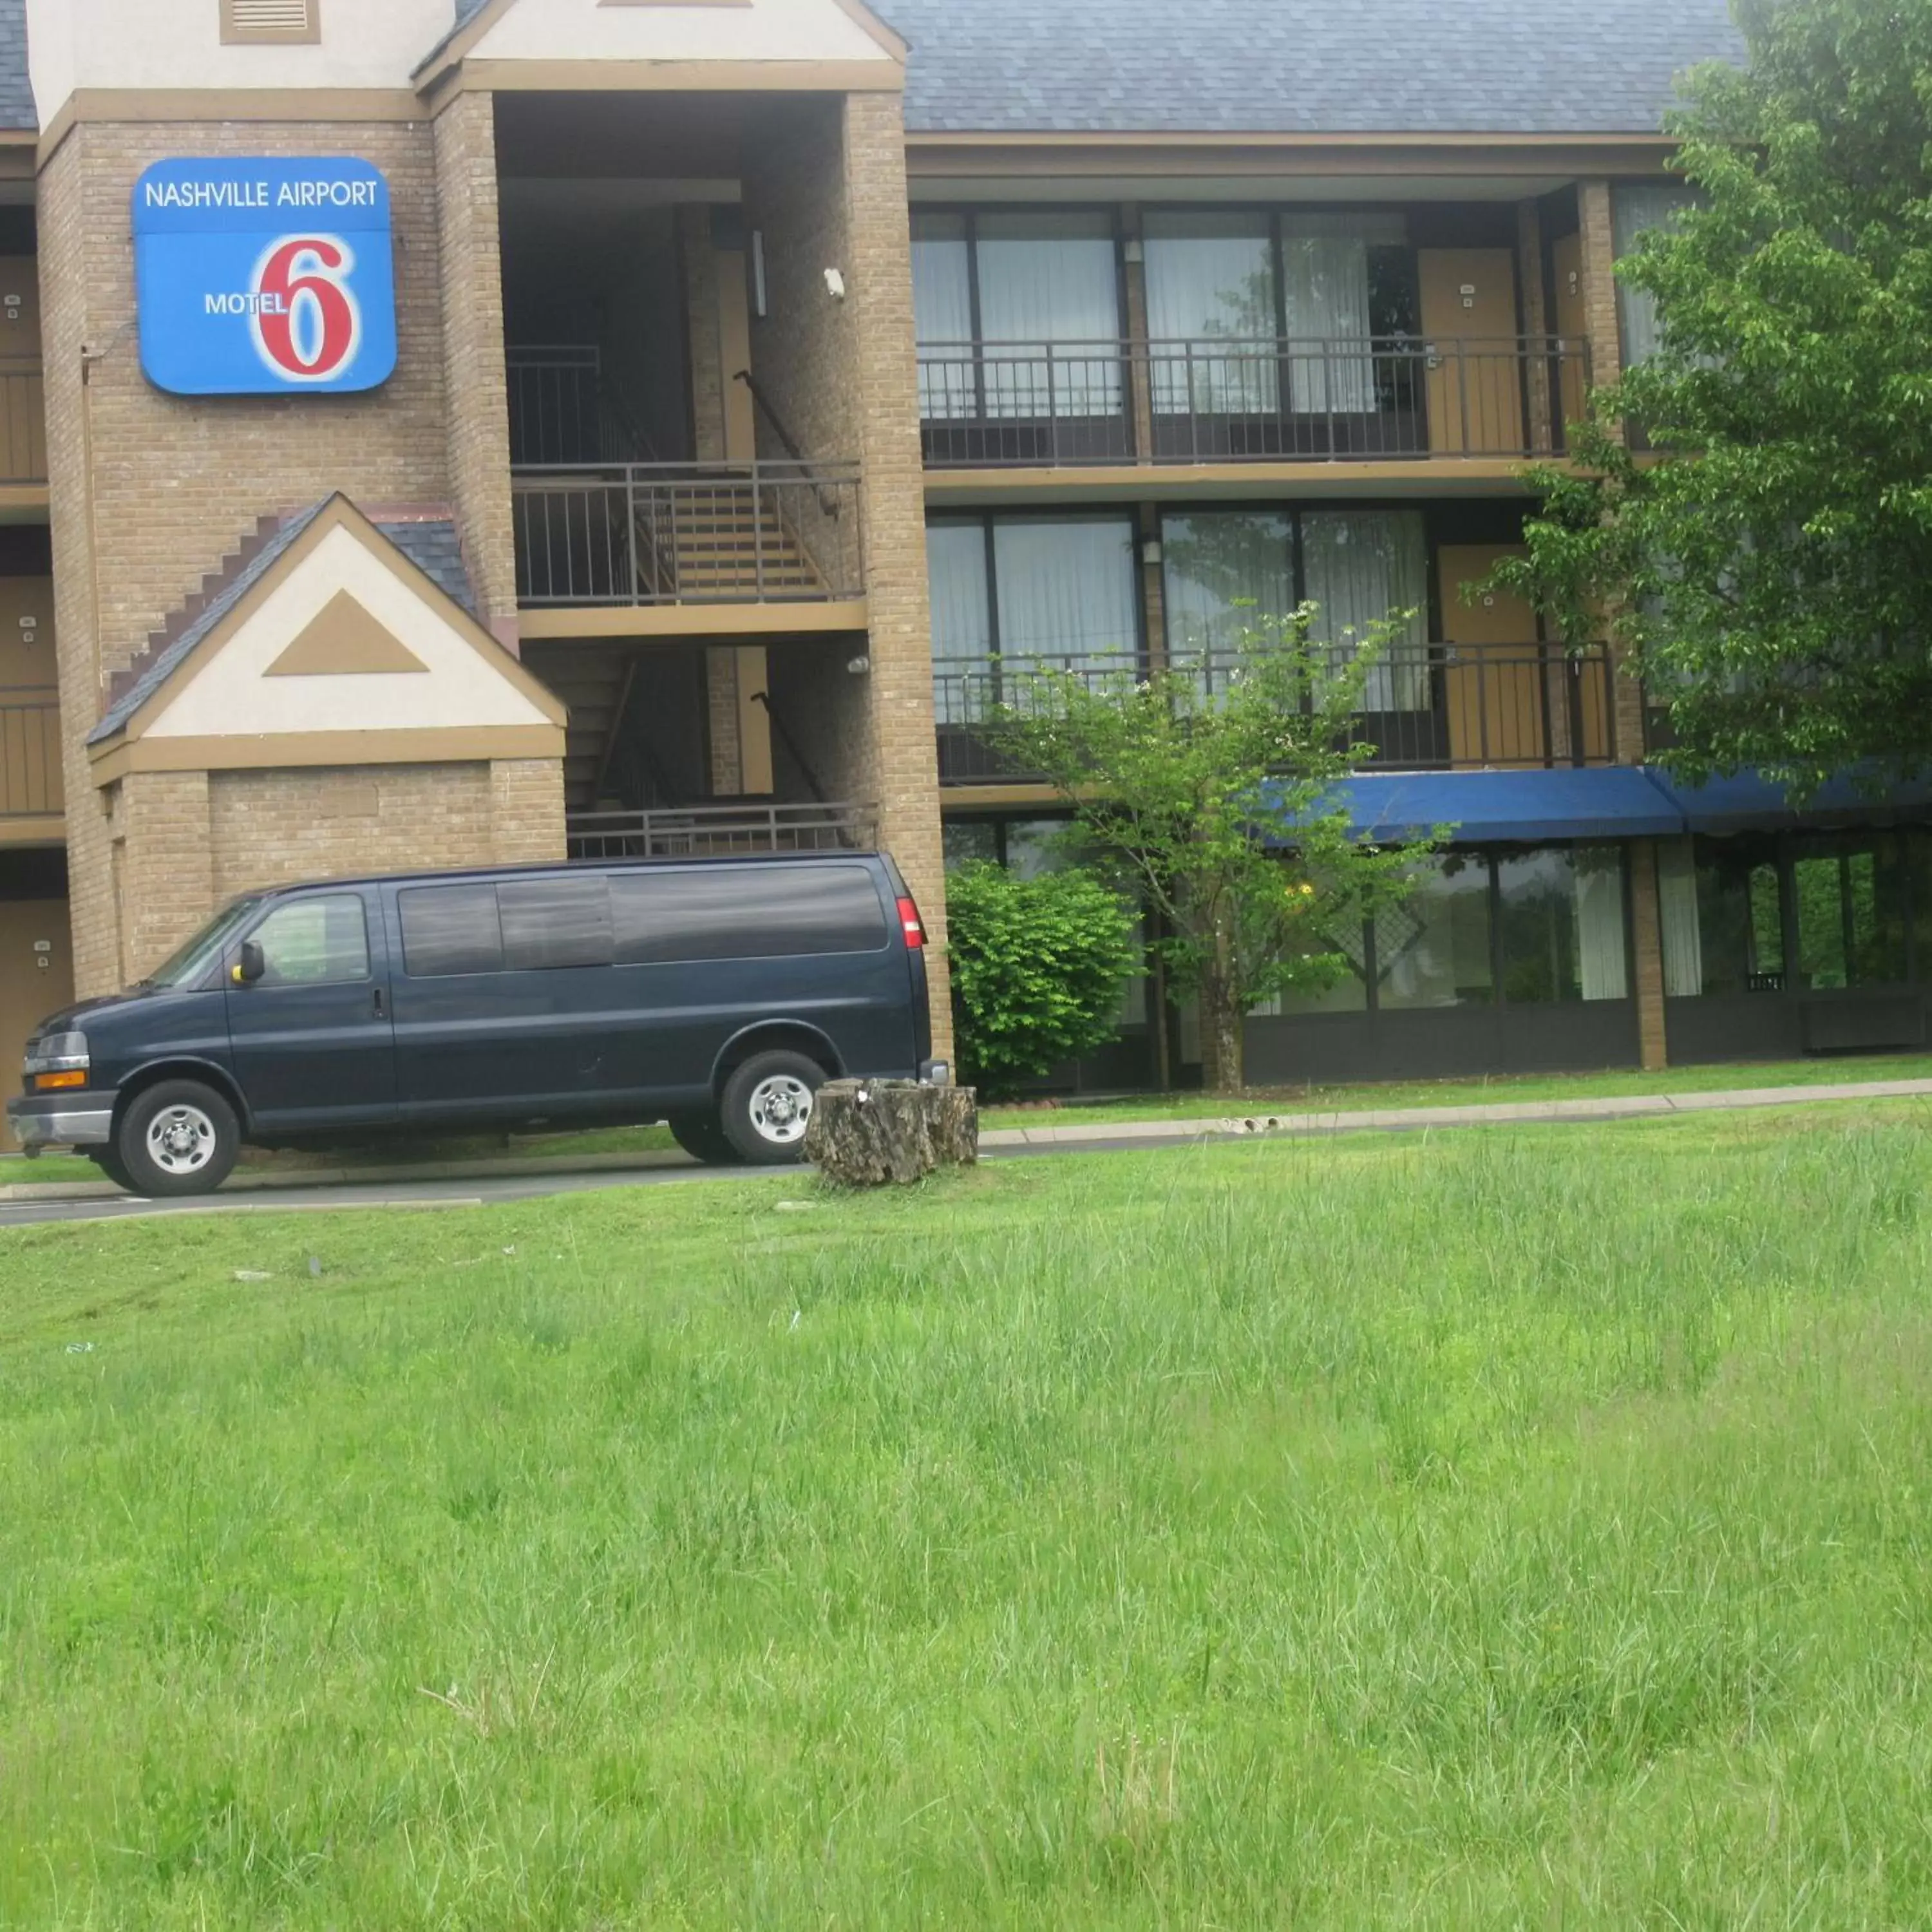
[640, 483, 829, 602]
[527, 645, 636, 811]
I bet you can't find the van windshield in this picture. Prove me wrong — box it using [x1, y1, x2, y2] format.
[139, 895, 267, 990]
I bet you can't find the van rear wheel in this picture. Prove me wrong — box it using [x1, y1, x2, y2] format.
[666, 1111, 744, 1166]
[720, 1051, 824, 1164]
[117, 1080, 240, 1197]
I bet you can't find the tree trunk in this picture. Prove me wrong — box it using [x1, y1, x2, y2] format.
[1199, 976, 1245, 1095]
[804, 1079, 980, 1186]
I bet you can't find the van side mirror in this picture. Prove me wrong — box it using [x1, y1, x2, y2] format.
[231, 939, 265, 985]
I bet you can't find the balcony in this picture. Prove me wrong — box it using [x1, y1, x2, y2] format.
[0, 687, 62, 829]
[565, 800, 877, 861]
[917, 336, 1587, 471]
[933, 645, 1616, 788]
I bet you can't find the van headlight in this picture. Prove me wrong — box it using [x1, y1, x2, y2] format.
[24, 1031, 89, 1090]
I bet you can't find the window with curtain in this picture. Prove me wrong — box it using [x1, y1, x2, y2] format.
[926, 521, 992, 725]
[912, 212, 975, 421]
[911, 211, 1121, 421]
[1160, 511, 1294, 668]
[1611, 183, 1698, 369]
[1493, 846, 1628, 1004]
[1280, 214, 1376, 414]
[974, 211, 1122, 419]
[1377, 855, 1493, 1009]
[992, 518, 1140, 674]
[1301, 510, 1428, 710]
[1144, 211, 1278, 417]
[1657, 836, 1703, 997]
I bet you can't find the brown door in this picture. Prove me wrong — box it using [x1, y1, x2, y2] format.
[0, 890, 74, 1150]
[1417, 249, 1524, 455]
[1439, 543, 1546, 766]
[1551, 231, 1589, 442]
[0, 578, 59, 820]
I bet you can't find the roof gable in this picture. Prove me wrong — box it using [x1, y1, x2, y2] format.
[90, 496, 565, 774]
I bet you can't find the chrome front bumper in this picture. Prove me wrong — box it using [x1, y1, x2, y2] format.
[6, 1097, 115, 1150]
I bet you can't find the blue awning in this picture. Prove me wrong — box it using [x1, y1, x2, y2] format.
[1273, 768, 1686, 845]
[1647, 769, 1932, 834]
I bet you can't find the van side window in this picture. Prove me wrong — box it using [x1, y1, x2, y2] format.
[499, 876, 614, 971]
[610, 866, 888, 963]
[399, 883, 504, 976]
[250, 894, 369, 986]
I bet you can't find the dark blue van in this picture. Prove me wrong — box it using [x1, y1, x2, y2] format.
[7, 851, 942, 1195]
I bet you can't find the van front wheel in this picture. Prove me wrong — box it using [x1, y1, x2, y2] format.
[720, 1051, 824, 1164]
[117, 1080, 240, 1197]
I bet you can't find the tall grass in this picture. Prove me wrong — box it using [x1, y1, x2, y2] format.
[3, 1108, 1932, 1926]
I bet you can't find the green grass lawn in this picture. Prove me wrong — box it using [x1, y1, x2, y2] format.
[6, 1105, 1932, 1924]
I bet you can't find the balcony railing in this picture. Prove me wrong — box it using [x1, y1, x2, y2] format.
[566, 800, 878, 861]
[0, 687, 61, 817]
[513, 461, 864, 608]
[933, 645, 1615, 786]
[918, 336, 1587, 468]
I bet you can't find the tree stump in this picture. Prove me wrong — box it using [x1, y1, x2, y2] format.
[804, 1079, 979, 1186]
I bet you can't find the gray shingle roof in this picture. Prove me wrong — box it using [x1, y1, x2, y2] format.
[90, 501, 477, 745]
[0, 0, 32, 133]
[876, 0, 1745, 136]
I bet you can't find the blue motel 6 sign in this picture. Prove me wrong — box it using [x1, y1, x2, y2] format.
[132, 158, 398, 396]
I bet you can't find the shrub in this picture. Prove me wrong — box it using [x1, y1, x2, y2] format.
[945, 861, 1139, 1097]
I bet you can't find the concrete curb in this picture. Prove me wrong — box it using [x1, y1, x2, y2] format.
[4, 1078, 1928, 1206]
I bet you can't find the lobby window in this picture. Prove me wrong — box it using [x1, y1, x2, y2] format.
[220, 0, 320, 43]
[913, 211, 1122, 421]
[1792, 832, 1908, 990]
[1496, 845, 1629, 1003]
[1663, 834, 1786, 996]
[1376, 855, 1494, 1010]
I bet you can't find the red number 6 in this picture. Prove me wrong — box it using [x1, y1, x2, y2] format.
[254, 237, 360, 381]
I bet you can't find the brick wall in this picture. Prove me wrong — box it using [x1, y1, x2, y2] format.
[488, 756, 565, 864]
[681, 204, 726, 462]
[433, 92, 519, 639]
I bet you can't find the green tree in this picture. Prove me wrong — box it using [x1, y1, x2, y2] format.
[1495, 0, 1932, 791]
[989, 610, 1434, 1094]
[945, 862, 1139, 1098]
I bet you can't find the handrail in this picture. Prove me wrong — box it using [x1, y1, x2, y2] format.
[565, 800, 876, 859]
[733, 369, 843, 520]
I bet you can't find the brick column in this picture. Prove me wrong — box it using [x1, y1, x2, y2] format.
[1627, 837, 1668, 1070]
[841, 91, 952, 1059]
[681, 206, 728, 462]
[120, 770, 213, 979]
[1121, 205, 1154, 464]
[435, 92, 519, 645]
[1516, 198, 1553, 454]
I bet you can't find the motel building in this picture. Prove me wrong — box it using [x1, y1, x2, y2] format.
[0, 0, 1927, 1140]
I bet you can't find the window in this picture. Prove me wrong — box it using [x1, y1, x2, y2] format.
[1495, 846, 1628, 1004]
[399, 884, 504, 978]
[1159, 508, 1427, 708]
[927, 521, 994, 726]
[1376, 855, 1493, 1010]
[1611, 183, 1698, 368]
[1661, 834, 1784, 996]
[1793, 833, 1908, 990]
[609, 866, 886, 964]
[1142, 209, 1408, 416]
[220, 0, 319, 44]
[912, 211, 1122, 421]
[249, 895, 368, 987]
[498, 876, 614, 972]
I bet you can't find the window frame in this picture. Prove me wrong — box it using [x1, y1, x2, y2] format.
[242, 891, 372, 989]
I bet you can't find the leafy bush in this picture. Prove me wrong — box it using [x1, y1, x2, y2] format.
[945, 861, 1139, 1097]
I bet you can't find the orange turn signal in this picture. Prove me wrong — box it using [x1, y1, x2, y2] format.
[31, 1070, 86, 1092]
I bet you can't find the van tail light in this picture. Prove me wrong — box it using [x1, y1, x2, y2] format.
[896, 895, 925, 948]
